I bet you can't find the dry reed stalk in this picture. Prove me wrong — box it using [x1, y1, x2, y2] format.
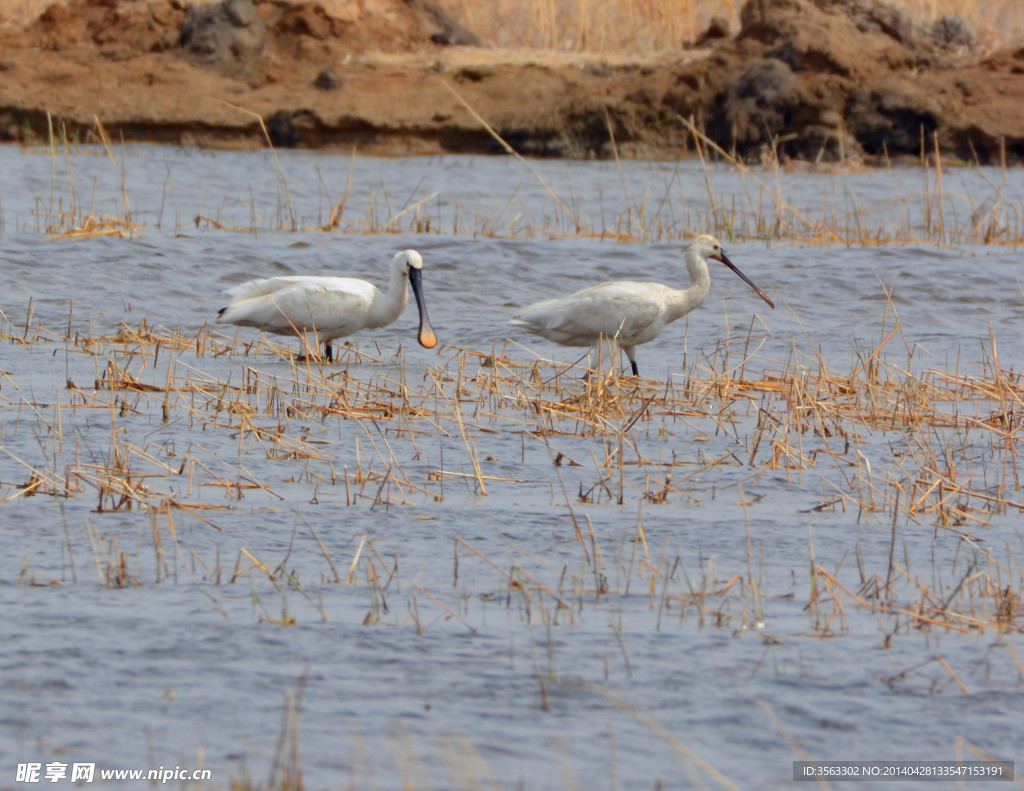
[231, 547, 278, 584]
[220, 101, 297, 230]
[754, 699, 836, 791]
[454, 538, 573, 618]
[440, 79, 582, 232]
[582, 682, 742, 790]
[412, 583, 479, 633]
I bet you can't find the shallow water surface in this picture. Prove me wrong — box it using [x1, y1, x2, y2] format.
[0, 146, 1021, 790]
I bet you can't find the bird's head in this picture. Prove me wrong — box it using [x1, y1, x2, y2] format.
[688, 234, 775, 309]
[691, 234, 725, 263]
[396, 249, 424, 274]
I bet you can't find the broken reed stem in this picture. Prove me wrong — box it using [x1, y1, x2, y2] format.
[92, 116, 132, 223]
[440, 79, 582, 232]
[218, 101, 297, 229]
[584, 682, 743, 791]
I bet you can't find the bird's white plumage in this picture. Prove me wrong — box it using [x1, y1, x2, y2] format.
[513, 281, 678, 349]
[510, 234, 773, 376]
[217, 249, 437, 360]
[220, 277, 378, 337]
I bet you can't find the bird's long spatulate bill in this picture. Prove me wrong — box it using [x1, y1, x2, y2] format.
[716, 252, 775, 309]
[409, 268, 438, 348]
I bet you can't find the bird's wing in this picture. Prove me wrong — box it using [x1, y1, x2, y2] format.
[223, 277, 298, 304]
[514, 282, 667, 345]
[218, 277, 376, 337]
[224, 276, 367, 302]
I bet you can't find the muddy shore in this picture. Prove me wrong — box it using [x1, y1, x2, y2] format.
[1, 0, 1023, 162]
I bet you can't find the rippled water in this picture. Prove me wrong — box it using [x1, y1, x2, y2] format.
[0, 145, 1022, 790]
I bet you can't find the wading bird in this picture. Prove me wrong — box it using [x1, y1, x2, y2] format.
[217, 249, 437, 362]
[510, 234, 773, 377]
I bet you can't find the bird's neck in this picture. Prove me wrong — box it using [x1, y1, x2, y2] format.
[665, 261, 710, 323]
[370, 263, 410, 328]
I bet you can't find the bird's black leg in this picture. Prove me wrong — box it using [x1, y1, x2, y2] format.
[325, 343, 334, 363]
[630, 360, 639, 377]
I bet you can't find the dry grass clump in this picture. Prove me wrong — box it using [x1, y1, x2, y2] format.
[445, 0, 1023, 51]
[28, 116, 142, 238]
[2, 301, 1022, 645]
[2, 0, 1022, 49]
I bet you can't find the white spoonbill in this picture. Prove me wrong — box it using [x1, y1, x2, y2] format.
[510, 234, 773, 377]
[217, 249, 437, 362]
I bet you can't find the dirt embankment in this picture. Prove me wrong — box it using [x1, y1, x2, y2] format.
[0, 0, 1023, 162]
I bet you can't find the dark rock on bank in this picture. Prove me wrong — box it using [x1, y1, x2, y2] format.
[179, 0, 266, 76]
[711, 0, 1023, 162]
